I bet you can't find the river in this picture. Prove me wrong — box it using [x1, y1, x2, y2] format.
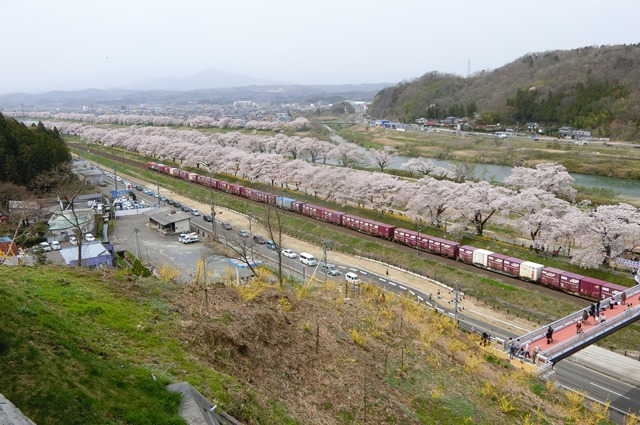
[329, 132, 640, 199]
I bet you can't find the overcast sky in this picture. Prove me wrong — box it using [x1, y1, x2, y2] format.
[2, 0, 638, 94]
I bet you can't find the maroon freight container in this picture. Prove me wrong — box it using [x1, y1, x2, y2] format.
[541, 267, 564, 288]
[487, 253, 508, 273]
[416, 233, 431, 251]
[178, 170, 191, 180]
[600, 282, 627, 300]
[503, 257, 524, 277]
[579, 277, 606, 299]
[301, 204, 346, 225]
[228, 184, 243, 195]
[439, 238, 460, 259]
[291, 201, 304, 214]
[458, 245, 477, 264]
[559, 272, 584, 293]
[393, 228, 418, 247]
[341, 214, 395, 239]
[427, 237, 442, 254]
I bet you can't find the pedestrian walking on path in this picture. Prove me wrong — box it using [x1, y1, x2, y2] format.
[600, 313, 606, 324]
[576, 320, 583, 334]
[546, 326, 554, 344]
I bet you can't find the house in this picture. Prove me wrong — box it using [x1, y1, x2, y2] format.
[147, 207, 192, 235]
[8, 200, 52, 225]
[59, 241, 114, 268]
[0, 236, 18, 257]
[47, 208, 95, 242]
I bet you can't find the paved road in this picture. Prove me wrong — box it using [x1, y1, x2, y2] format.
[98, 166, 640, 422]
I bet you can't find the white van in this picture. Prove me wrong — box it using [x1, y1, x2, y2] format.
[178, 232, 200, 244]
[299, 252, 318, 266]
[345, 272, 359, 286]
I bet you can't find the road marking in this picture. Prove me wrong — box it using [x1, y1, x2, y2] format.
[590, 383, 630, 399]
[417, 296, 424, 301]
[399, 285, 407, 291]
[388, 282, 397, 286]
[379, 278, 387, 282]
[409, 290, 415, 296]
[360, 271, 368, 275]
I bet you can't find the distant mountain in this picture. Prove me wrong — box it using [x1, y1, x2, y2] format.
[369, 44, 640, 140]
[126, 68, 285, 91]
[0, 83, 391, 109]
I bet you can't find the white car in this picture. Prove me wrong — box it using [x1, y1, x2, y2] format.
[50, 241, 61, 250]
[39, 242, 52, 252]
[69, 236, 78, 245]
[282, 249, 297, 259]
[84, 233, 96, 242]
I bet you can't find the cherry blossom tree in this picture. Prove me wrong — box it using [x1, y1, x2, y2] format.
[448, 161, 476, 183]
[504, 188, 574, 247]
[571, 203, 640, 268]
[449, 181, 513, 236]
[369, 146, 396, 172]
[406, 177, 457, 226]
[402, 157, 436, 176]
[505, 163, 577, 202]
[329, 144, 368, 168]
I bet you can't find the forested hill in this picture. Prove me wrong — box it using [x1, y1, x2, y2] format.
[369, 44, 640, 140]
[0, 114, 70, 186]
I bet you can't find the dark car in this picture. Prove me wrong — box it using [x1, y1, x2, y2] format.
[181, 205, 191, 212]
[253, 235, 267, 244]
[203, 214, 213, 222]
[135, 185, 143, 191]
[174, 202, 182, 208]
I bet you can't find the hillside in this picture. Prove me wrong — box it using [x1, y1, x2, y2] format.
[0, 266, 609, 424]
[369, 44, 640, 140]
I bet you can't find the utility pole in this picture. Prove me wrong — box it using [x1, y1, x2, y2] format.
[453, 281, 460, 324]
[248, 212, 254, 260]
[134, 228, 141, 259]
[197, 161, 217, 241]
[416, 218, 425, 256]
[321, 239, 331, 284]
[113, 168, 118, 192]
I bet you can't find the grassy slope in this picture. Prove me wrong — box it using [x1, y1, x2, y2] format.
[0, 266, 260, 425]
[70, 142, 640, 351]
[0, 266, 608, 424]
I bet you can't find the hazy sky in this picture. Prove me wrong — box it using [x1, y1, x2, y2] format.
[3, 0, 638, 94]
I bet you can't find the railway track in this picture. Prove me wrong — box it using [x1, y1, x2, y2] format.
[72, 142, 591, 311]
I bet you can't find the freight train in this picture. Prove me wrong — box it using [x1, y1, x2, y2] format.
[147, 162, 628, 300]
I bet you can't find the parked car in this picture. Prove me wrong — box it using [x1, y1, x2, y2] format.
[50, 241, 61, 250]
[178, 232, 200, 244]
[38, 242, 52, 252]
[181, 205, 191, 212]
[84, 233, 96, 242]
[319, 262, 341, 276]
[221, 222, 233, 230]
[135, 185, 143, 191]
[191, 209, 201, 216]
[69, 236, 78, 245]
[238, 230, 250, 237]
[203, 214, 213, 222]
[253, 235, 267, 244]
[282, 249, 297, 259]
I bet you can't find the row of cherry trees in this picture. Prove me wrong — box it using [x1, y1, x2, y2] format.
[7, 112, 311, 131]
[48, 121, 640, 268]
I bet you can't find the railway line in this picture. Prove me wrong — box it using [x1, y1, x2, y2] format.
[72, 142, 593, 312]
